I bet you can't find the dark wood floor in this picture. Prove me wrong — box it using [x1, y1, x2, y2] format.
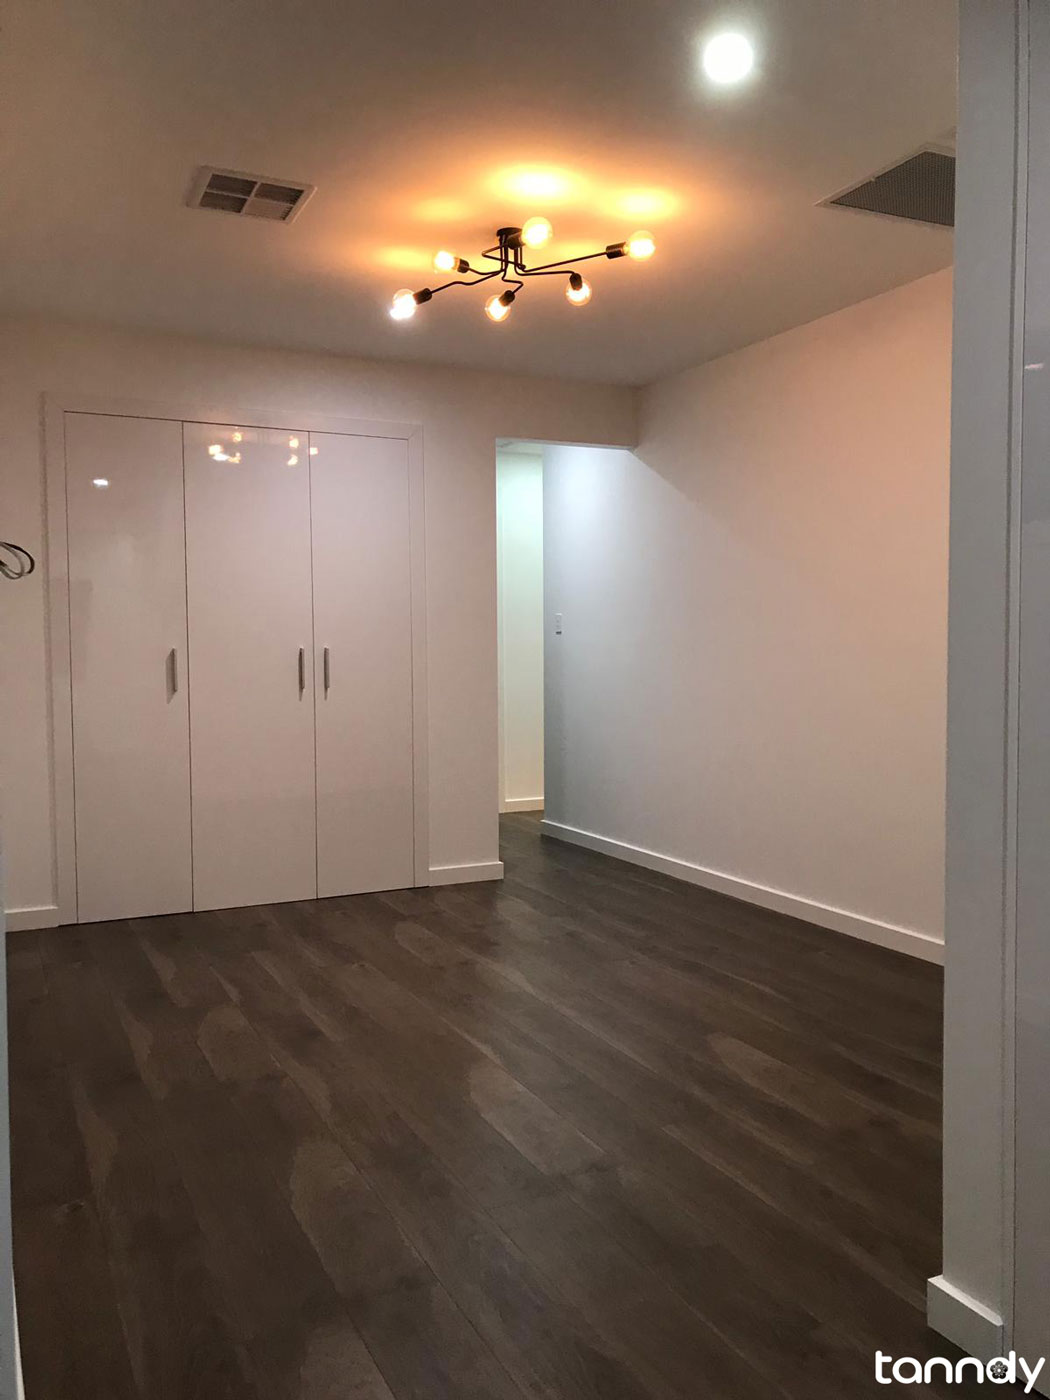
[9, 815, 972, 1399]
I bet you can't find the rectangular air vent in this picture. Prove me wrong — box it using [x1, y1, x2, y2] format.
[823, 149, 955, 229]
[187, 167, 315, 222]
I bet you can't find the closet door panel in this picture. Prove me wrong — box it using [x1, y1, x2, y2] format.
[311, 432, 415, 896]
[184, 423, 316, 910]
[66, 412, 191, 922]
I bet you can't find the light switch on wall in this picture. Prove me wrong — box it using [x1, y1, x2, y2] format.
[554, 612, 563, 635]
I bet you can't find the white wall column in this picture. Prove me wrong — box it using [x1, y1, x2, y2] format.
[1011, 0, 1050, 1376]
[931, 0, 1036, 1365]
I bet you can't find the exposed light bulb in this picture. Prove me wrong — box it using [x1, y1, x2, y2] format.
[289, 436, 299, 450]
[485, 291, 515, 323]
[208, 444, 223, 457]
[433, 249, 458, 273]
[565, 273, 592, 306]
[626, 230, 656, 260]
[309, 445, 319, 456]
[702, 32, 754, 85]
[390, 288, 416, 321]
[92, 477, 109, 488]
[287, 454, 299, 467]
[521, 216, 553, 248]
[232, 430, 243, 443]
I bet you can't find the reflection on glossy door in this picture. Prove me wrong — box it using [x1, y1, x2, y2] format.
[66, 412, 192, 921]
[311, 432, 415, 896]
[184, 422, 316, 910]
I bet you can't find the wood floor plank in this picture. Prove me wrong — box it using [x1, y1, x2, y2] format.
[228, 927, 878, 1400]
[248, 943, 564, 1212]
[316, 892, 940, 1230]
[297, 897, 943, 1292]
[483, 834, 945, 1058]
[366, 884, 941, 1227]
[9, 814, 957, 1400]
[213, 951, 694, 1400]
[45, 956, 261, 1400]
[92, 933, 402, 1400]
[429, 879, 943, 1112]
[298, 901, 942, 1357]
[13, 1198, 141, 1400]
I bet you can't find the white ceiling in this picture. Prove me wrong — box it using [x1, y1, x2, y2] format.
[0, 0, 956, 386]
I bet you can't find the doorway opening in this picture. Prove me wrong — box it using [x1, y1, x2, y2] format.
[496, 440, 545, 817]
[496, 438, 629, 847]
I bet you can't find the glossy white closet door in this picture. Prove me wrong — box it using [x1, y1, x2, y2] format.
[184, 423, 316, 910]
[311, 432, 415, 896]
[66, 412, 191, 922]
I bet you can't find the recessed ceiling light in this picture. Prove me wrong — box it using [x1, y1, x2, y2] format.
[702, 32, 755, 85]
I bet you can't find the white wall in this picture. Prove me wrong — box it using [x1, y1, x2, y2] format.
[929, 0, 1019, 1359]
[544, 269, 951, 957]
[1014, 1, 1050, 1376]
[933, 0, 1050, 1374]
[496, 447, 545, 812]
[0, 317, 636, 921]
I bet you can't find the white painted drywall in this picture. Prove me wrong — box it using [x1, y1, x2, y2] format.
[497, 447, 544, 812]
[544, 269, 951, 954]
[929, 0, 1021, 1361]
[0, 318, 636, 921]
[1014, 1, 1050, 1377]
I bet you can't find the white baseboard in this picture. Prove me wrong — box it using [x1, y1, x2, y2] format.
[3, 905, 60, 932]
[927, 1276, 1005, 1361]
[428, 861, 505, 887]
[540, 820, 944, 964]
[500, 797, 545, 813]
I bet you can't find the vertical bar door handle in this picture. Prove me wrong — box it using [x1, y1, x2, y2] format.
[323, 646, 330, 693]
[169, 647, 179, 693]
[298, 646, 305, 693]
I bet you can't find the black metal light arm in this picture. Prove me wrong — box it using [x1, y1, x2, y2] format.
[428, 269, 501, 294]
[517, 245, 627, 276]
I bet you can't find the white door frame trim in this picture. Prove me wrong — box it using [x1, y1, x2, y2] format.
[933, 0, 1027, 1358]
[43, 393, 429, 925]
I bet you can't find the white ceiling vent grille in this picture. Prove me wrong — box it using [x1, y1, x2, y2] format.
[822, 149, 955, 229]
[187, 167, 315, 223]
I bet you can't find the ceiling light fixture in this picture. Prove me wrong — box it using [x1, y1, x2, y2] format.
[702, 32, 755, 84]
[390, 288, 418, 321]
[521, 215, 553, 248]
[565, 272, 592, 306]
[485, 290, 516, 323]
[625, 231, 656, 260]
[389, 220, 655, 325]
